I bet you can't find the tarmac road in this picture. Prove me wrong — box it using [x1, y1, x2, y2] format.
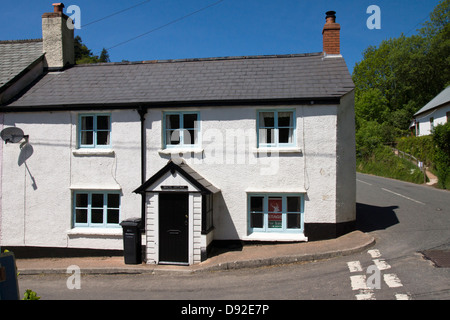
[17, 173, 450, 302]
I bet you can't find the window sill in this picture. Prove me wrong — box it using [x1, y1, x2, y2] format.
[72, 149, 115, 157]
[253, 147, 302, 154]
[244, 232, 308, 242]
[67, 228, 122, 237]
[158, 147, 204, 155]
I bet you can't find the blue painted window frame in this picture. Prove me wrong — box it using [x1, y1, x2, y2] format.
[73, 191, 121, 228]
[256, 109, 296, 148]
[78, 114, 111, 148]
[163, 111, 200, 148]
[248, 193, 304, 234]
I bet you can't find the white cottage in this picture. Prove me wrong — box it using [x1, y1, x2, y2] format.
[0, 5, 355, 265]
[412, 86, 450, 136]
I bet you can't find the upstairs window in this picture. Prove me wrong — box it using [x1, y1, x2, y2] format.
[79, 114, 111, 148]
[164, 112, 200, 148]
[257, 110, 295, 148]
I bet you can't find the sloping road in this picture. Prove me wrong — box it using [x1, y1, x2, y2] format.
[355, 173, 450, 299]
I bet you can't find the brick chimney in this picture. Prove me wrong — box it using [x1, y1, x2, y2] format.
[322, 11, 341, 56]
[42, 3, 74, 70]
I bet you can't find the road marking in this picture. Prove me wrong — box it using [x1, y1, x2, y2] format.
[395, 293, 411, 300]
[373, 259, 391, 271]
[357, 179, 372, 186]
[384, 273, 403, 288]
[368, 249, 381, 258]
[381, 188, 426, 205]
[347, 261, 363, 273]
[356, 290, 375, 300]
[347, 249, 412, 300]
[350, 275, 369, 291]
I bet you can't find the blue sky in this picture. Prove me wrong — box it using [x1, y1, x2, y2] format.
[0, 0, 441, 73]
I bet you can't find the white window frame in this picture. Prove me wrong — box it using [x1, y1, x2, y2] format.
[163, 111, 200, 149]
[248, 193, 304, 234]
[73, 191, 121, 228]
[257, 109, 296, 148]
[78, 114, 111, 149]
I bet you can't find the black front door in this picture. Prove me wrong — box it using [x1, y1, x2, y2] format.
[159, 193, 189, 264]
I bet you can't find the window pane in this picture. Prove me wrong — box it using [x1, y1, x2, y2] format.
[75, 193, 88, 207]
[251, 212, 264, 228]
[287, 197, 300, 212]
[259, 128, 274, 144]
[287, 213, 301, 229]
[250, 197, 264, 212]
[81, 116, 93, 130]
[81, 131, 93, 145]
[107, 209, 120, 224]
[278, 112, 293, 127]
[91, 209, 103, 224]
[183, 129, 197, 145]
[183, 113, 198, 129]
[75, 209, 88, 224]
[268, 212, 282, 228]
[268, 197, 282, 228]
[108, 194, 120, 208]
[268, 197, 282, 212]
[92, 194, 104, 208]
[279, 128, 293, 144]
[167, 130, 180, 145]
[166, 114, 180, 130]
[259, 112, 274, 127]
[97, 131, 110, 145]
[97, 116, 110, 130]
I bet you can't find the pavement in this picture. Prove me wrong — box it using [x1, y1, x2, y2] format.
[15, 230, 375, 275]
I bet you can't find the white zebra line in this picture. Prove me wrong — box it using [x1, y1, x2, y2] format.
[368, 249, 381, 258]
[395, 293, 411, 300]
[356, 290, 375, 300]
[347, 261, 363, 273]
[350, 275, 368, 291]
[373, 259, 391, 271]
[384, 273, 403, 288]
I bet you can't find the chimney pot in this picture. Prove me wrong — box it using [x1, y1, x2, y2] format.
[52, 3, 64, 13]
[325, 11, 336, 23]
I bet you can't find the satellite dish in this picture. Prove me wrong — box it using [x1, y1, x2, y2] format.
[0, 127, 25, 144]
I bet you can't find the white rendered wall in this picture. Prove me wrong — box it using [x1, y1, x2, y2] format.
[415, 104, 450, 136]
[336, 90, 356, 224]
[0, 110, 142, 250]
[1, 103, 355, 250]
[145, 104, 341, 241]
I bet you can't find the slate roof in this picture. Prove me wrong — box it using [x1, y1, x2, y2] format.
[0, 39, 44, 90]
[4, 52, 354, 109]
[414, 86, 450, 117]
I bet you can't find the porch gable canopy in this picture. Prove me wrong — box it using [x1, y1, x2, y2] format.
[134, 160, 220, 195]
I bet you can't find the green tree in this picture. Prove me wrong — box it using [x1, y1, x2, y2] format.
[99, 48, 110, 63]
[355, 88, 389, 128]
[74, 35, 110, 64]
[353, 0, 450, 164]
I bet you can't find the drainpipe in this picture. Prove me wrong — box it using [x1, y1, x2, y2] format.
[137, 106, 148, 230]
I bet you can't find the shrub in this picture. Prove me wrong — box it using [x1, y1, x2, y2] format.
[432, 122, 450, 189]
